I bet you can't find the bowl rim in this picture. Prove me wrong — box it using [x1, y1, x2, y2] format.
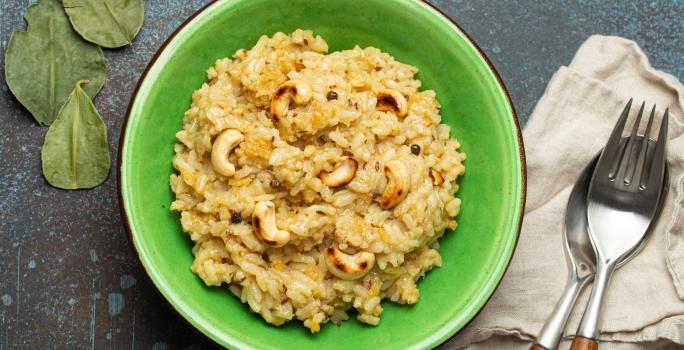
[117, 0, 527, 348]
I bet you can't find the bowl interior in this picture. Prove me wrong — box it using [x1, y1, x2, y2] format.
[119, 0, 524, 349]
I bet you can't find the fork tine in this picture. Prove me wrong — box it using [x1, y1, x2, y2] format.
[630, 105, 656, 186]
[603, 99, 633, 179]
[641, 109, 668, 190]
[622, 102, 646, 184]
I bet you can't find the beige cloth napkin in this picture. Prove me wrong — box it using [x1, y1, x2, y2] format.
[441, 35, 684, 349]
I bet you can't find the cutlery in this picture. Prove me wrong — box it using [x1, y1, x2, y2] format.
[532, 143, 667, 350]
[570, 101, 669, 350]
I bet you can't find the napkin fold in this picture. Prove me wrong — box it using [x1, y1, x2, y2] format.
[443, 35, 684, 349]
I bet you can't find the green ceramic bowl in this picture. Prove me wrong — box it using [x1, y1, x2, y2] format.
[119, 0, 525, 349]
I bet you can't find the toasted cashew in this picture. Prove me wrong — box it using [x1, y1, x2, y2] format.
[376, 89, 408, 117]
[252, 201, 290, 247]
[380, 160, 411, 209]
[429, 167, 444, 186]
[270, 79, 313, 120]
[211, 129, 244, 177]
[323, 244, 375, 280]
[319, 157, 358, 187]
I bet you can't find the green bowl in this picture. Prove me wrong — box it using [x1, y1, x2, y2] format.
[119, 0, 525, 349]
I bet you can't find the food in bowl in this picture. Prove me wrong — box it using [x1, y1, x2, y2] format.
[169, 29, 465, 332]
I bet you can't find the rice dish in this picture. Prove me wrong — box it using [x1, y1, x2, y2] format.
[170, 29, 465, 332]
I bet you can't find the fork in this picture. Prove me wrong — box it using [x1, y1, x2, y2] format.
[570, 100, 669, 350]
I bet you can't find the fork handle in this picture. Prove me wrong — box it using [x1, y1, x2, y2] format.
[570, 337, 598, 350]
[571, 259, 618, 348]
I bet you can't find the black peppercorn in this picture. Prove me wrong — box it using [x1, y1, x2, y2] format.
[410, 144, 421, 155]
[327, 91, 338, 100]
[231, 212, 242, 223]
[270, 179, 281, 188]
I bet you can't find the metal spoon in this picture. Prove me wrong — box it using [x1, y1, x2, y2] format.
[532, 143, 667, 350]
[530, 154, 599, 350]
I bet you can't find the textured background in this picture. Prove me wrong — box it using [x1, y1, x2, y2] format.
[0, 1, 682, 349]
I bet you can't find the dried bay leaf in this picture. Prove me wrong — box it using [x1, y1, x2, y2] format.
[5, 0, 106, 125]
[42, 81, 110, 189]
[63, 0, 145, 48]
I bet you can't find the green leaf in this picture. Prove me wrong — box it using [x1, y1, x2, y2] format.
[42, 80, 110, 190]
[62, 0, 145, 48]
[4, 0, 106, 125]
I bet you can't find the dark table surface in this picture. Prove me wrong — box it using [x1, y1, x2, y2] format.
[1, 1, 682, 349]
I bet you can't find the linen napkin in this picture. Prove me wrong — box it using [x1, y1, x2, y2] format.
[442, 35, 684, 349]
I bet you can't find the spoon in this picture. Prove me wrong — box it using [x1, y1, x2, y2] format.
[530, 154, 599, 350]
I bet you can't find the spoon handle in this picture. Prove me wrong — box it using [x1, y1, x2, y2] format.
[571, 259, 618, 349]
[532, 274, 593, 350]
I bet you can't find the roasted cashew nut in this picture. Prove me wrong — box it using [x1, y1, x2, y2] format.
[376, 89, 408, 117]
[380, 160, 411, 209]
[211, 129, 245, 177]
[270, 79, 313, 121]
[323, 244, 375, 280]
[319, 157, 358, 187]
[429, 167, 444, 186]
[252, 201, 290, 247]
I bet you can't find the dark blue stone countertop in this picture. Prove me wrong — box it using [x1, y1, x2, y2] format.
[0, 1, 681, 348]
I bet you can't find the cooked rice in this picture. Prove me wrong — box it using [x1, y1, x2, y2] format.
[170, 29, 465, 332]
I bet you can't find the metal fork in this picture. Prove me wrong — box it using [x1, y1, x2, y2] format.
[570, 100, 669, 350]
